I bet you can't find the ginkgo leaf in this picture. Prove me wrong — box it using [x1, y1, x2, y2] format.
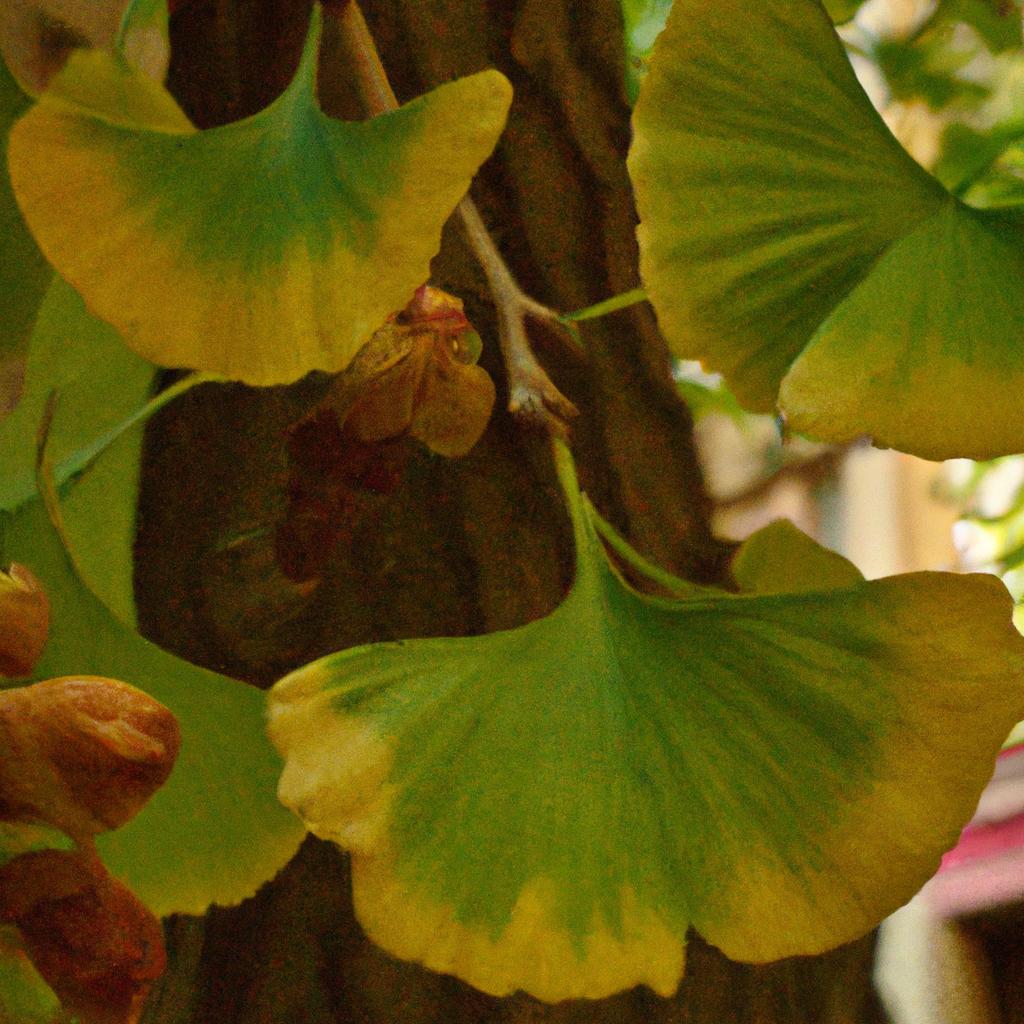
[0, 268, 302, 915]
[0, 53, 49, 373]
[0, 277, 156, 624]
[780, 204, 1024, 460]
[1, 498, 306, 917]
[628, 0, 1024, 460]
[8, 4, 512, 385]
[268, 443, 1024, 1003]
[730, 518, 863, 594]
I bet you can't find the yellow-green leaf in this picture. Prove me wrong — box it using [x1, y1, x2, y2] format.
[2, 498, 306, 917]
[9, 5, 512, 385]
[780, 204, 1024, 460]
[628, 0, 1024, 460]
[0, 277, 155, 624]
[0, 52, 49, 372]
[731, 519, 863, 594]
[268, 443, 1024, 1001]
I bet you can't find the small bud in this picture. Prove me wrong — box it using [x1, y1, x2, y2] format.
[0, 563, 50, 677]
[0, 677, 180, 837]
[0, 850, 166, 1024]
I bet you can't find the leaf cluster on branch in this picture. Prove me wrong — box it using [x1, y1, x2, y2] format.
[1, 0, 1024, 1017]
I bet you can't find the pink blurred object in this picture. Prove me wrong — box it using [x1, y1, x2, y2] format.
[928, 743, 1024, 918]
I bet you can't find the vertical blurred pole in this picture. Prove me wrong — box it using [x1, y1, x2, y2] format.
[838, 450, 958, 578]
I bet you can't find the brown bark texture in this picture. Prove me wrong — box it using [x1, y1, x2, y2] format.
[133, 1, 889, 1021]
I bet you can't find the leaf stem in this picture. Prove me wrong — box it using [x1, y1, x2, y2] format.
[35, 392, 76, 565]
[330, 0, 579, 437]
[52, 371, 221, 495]
[560, 287, 647, 323]
[587, 498, 701, 596]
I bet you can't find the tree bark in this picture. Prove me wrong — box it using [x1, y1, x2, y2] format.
[135, 2, 888, 1020]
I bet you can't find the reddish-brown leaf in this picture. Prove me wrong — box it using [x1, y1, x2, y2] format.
[0, 563, 49, 677]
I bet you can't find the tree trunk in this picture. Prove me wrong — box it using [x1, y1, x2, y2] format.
[135, 2, 888, 1020]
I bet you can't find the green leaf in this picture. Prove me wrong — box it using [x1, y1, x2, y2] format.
[0, 279, 302, 917]
[934, 121, 1024, 195]
[0, 53, 50, 367]
[674, 364, 749, 425]
[779, 203, 1024, 460]
[0, 937, 59, 1024]
[621, 0, 672, 103]
[8, 5, 512, 386]
[628, 0, 1024, 460]
[268, 443, 1024, 1002]
[1, 498, 306, 918]
[629, 0, 946, 411]
[730, 519, 863, 594]
[0, 277, 156, 624]
[0, 274, 303, 913]
[823, 0, 864, 23]
[960, 140, 1024, 209]
[873, 37, 988, 109]
[941, 0, 1022, 53]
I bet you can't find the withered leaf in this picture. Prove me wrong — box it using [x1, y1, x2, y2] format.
[339, 285, 496, 456]
[275, 286, 494, 582]
[0, 849, 165, 1024]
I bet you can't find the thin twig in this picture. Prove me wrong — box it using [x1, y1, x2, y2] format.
[456, 199, 579, 435]
[34, 392, 77, 564]
[330, 1, 579, 436]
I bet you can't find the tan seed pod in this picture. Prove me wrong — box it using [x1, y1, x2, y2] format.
[0, 563, 50, 678]
[0, 676, 180, 838]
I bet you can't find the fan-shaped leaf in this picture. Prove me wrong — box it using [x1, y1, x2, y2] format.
[0, 53, 49, 374]
[0, 277, 155, 624]
[8, 5, 512, 385]
[780, 204, 1024, 460]
[268, 443, 1024, 1001]
[628, 0, 1024, 459]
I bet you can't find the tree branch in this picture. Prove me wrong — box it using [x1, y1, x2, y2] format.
[329, 0, 579, 436]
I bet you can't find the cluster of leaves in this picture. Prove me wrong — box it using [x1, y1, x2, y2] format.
[4, 0, 1024, 1014]
[0, 0, 510, 1015]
